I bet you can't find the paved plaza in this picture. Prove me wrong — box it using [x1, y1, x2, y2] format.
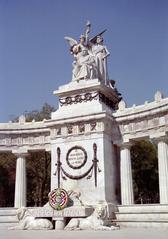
[2, 228, 168, 239]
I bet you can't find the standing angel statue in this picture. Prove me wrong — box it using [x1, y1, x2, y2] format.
[64, 21, 110, 84]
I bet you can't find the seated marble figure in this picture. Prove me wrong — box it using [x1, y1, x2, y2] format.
[72, 49, 98, 81]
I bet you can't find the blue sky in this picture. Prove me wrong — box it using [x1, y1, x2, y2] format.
[0, 0, 168, 122]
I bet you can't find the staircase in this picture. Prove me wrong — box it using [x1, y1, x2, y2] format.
[0, 208, 18, 229]
[1, 205, 168, 229]
[114, 204, 168, 228]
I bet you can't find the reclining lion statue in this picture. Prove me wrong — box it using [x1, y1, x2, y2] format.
[9, 207, 53, 230]
[65, 203, 119, 231]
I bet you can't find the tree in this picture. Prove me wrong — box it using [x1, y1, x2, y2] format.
[24, 103, 55, 122]
[27, 151, 51, 207]
[131, 140, 159, 204]
[12, 102, 55, 122]
[0, 103, 54, 207]
[0, 153, 16, 207]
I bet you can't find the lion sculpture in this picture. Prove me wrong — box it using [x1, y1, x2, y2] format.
[65, 203, 119, 230]
[9, 207, 53, 230]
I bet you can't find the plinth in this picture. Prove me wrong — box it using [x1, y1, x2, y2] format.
[47, 79, 121, 216]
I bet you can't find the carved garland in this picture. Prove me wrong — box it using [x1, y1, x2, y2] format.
[59, 92, 98, 106]
[53, 144, 101, 187]
[59, 91, 119, 109]
[61, 165, 94, 180]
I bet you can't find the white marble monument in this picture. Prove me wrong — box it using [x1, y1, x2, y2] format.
[49, 22, 122, 223]
[1, 21, 168, 229]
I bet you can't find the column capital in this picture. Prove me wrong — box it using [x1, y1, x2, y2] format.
[150, 131, 167, 143]
[120, 142, 133, 150]
[114, 140, 133, 149]
[154, 136, 168, 144]
[12, 149, 29, 158]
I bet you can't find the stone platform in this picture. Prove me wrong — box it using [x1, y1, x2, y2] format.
[31, 206, 93, 218]
[3, 228, 168, 239]
[114, 204, 168, 228]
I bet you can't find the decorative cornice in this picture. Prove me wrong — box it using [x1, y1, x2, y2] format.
[59, 91, 120, 110]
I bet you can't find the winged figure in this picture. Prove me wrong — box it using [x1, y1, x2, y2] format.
[64, 22, 110, 84]
[64, 36, 78, 54]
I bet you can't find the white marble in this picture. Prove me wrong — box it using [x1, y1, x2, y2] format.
[116, 204, 168, 228]
[50, 78, 120, 213]
[65, 203, 119, 230]
[9, 208, 53, 230]
[32, 206, 93, 218]
[51, 132, 117, 206]
[120, 145, 134, 205]
[158, 139, 168, 204]
[14, 153, 27, 208]
[64, 21, 110, 84]
[54, 218, 65, 230]
[0, 22, 168, 231]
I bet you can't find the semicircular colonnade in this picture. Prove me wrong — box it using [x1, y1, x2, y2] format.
[0, 91, 168, 208]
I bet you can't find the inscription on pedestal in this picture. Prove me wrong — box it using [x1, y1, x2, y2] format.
[66, 146, 87, 169]
[32, 206, 93, 218]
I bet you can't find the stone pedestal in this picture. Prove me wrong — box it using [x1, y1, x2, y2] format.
[47, 79, 121, 212]
[14, 152, 27, 208]
[158, 139, 168, 204]
[120, 144, 134, 205]
[54, 217, 65, 230]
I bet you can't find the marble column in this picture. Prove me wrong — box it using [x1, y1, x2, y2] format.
[120, 144, 134, 205]
[14, 152, 27, 208]
[157, 138, 168, 204]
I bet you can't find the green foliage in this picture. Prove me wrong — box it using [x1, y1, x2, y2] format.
[25, 103, 55, 122]
[13, 103, 55, 122]
[0, 153, 16, 206]
[0, 103, 53, 207]
[0, 151, 51, 207]
[131, 140, 159, 203]
[27, 151, 51, 207]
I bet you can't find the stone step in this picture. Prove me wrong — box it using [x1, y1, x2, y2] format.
[113, 220, 168, 228]
[0, 208, 17, 216]
[114, 204, 168, 228]
[0, 222, 18, 230]
[115, 212, 168, 220]
[0, 208, 18, 229]
[117, 204, 168, 213]
[0, 215, 18, 223]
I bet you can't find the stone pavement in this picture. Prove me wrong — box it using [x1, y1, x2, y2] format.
[2, 228, 168, 239]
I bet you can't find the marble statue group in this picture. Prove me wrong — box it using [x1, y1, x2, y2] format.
[65, 21, 110, 84]
[2, 20, 168, 232]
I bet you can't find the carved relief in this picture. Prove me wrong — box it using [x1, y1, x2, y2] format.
[78, 124, 85, 133]
[67, 125, 73, 134]
[97, 121, 104, 131]
[117, 111, 168, 142]
[0, 133, 50, 147]
[56, 128, 61, 135]
[59, 91, 120, 110]
[90, 122, 96, 131]
[59, 92, 98, 106]
[50, 120, 105, 138]
[54, 144, 101, 187]
[66, 146, 87, 169]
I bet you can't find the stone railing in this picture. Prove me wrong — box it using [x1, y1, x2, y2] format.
[113, 91, 168, 143]
[0, 116, 51, 152]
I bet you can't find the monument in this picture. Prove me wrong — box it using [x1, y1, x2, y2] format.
[43, 21, 122, 229]
[1, 21, 168, 230]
